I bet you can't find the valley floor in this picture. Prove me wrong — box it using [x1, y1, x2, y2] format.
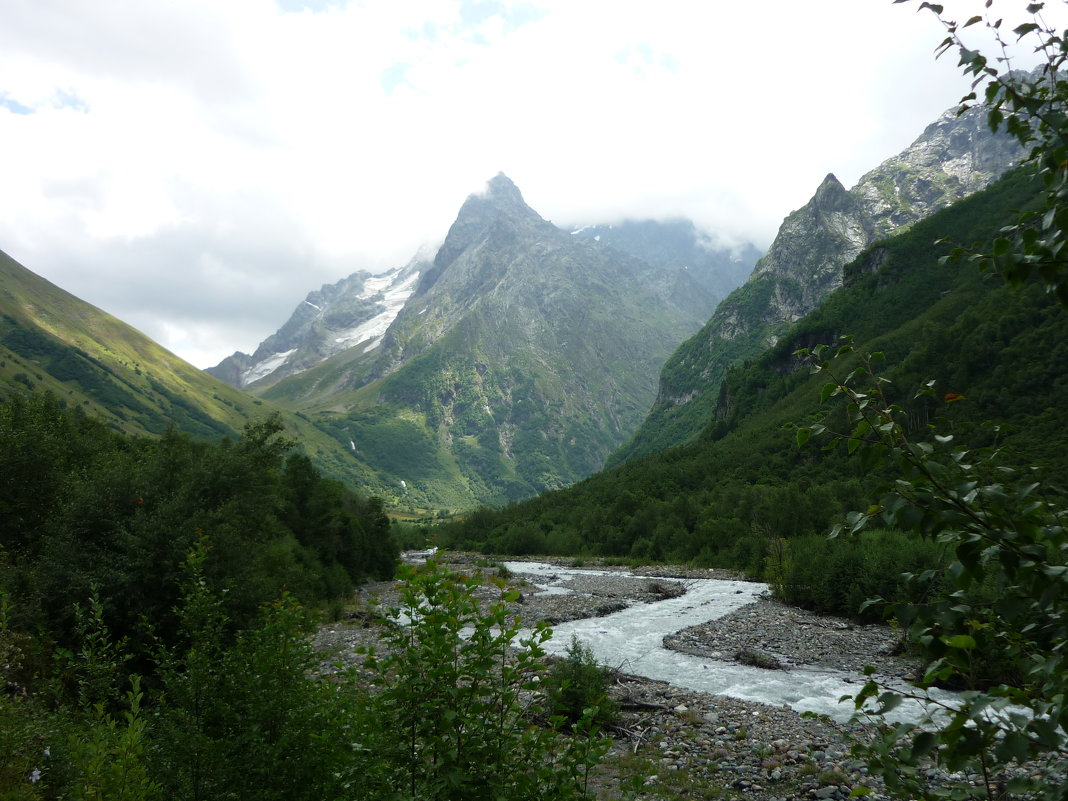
[312, 555, 1029, 801]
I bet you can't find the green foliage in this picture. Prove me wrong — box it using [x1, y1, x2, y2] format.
[0, 393, 397, 660]
[64, 677, 159, 801]
[771, 530, 944, 622]
[358, 562, 610, 800]
[3, 548, 612, 800]
[800, 339, 1068, 799]
[545, 635, 619, 729]
[900, 0, 1068, 306]
[0, 604, 53, 799]
[56, 589, 133, 711]
[151, 550, 352, 801]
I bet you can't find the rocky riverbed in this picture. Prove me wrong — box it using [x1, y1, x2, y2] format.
[311, 555, 1034, 801]
[663, 597, 919, 683]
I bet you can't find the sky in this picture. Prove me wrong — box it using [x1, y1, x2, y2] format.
[0, 0, 1062, 368]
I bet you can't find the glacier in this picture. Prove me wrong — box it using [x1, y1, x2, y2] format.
[333, 269, 420, 353]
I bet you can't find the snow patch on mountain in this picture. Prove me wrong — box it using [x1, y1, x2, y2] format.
[334, 269, 420, 352]
[233, 266, 421, 387]
[243, 349, 296, 385]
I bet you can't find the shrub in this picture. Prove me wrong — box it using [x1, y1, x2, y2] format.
[545, 635, 619, 729]
[356, 563, 610, 801]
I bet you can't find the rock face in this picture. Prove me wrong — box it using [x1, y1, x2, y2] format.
[252, 173, 736, 508]
[608, 104, 1023, 467]
[207, 260, 423, 389]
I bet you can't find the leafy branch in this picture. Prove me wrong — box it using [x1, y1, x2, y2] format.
[897, 0, 1068, 306]
[797, 337, 1068, 800]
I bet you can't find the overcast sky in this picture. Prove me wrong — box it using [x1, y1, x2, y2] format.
[0, 0, 1061, 368]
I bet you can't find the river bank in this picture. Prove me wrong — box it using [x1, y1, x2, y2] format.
[312, 554, 987, 801]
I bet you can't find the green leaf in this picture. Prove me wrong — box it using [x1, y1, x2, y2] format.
[995, 730, 1032, 763]
[912, 731, 938, 757]
[941, 634, 977, 650]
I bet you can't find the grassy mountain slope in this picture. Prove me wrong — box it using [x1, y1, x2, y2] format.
[609, 107, 1021, 468]
[0, 248, 383, 492]
[441, 167, 1068, 563]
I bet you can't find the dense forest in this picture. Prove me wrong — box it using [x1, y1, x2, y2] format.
[0, 396, 606, 800]
[0, 395, 392, 797]
[1, 393, 397, 644]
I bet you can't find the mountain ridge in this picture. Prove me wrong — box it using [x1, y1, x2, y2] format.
[441, 165, 1068, 563]
[0, 247, 386, 493]
[607, 102, 1023, 467]
[250, 173, 739, 509]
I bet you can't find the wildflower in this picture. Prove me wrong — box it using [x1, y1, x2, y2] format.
[29, 768, 41, 784]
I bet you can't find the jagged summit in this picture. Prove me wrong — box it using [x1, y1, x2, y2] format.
[207, 258, 424, 389]
[456, 172, 541, 224]
[482, 172, 526, 206]
[814, 173, 844, 197]
[417, 174, 553, 296]
[608, 100, 1024, 467]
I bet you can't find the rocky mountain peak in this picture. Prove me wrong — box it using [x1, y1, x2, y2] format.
[418, 173, 552, 295]
[483, 171, 526, 206]
[812, 173, 849, 207]
[453, 172, 538, 228]
[608, 99, 1023, 468]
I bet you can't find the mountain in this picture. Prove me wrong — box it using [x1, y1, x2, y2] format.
[567, 219, 758, 307]
[208, 258, 424, 390]
[247, 174, 734, 510]
[0, 247, 378, 487]
[608, 104, 1023, 466]
[442, 165, 1068, 562]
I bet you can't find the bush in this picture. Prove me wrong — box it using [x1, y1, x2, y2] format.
[356, 563, 610, 801]
[545, 635, 619, 729]
[772, 530, 944, 621]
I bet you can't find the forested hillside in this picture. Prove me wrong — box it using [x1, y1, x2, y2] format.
[0, 392, 612, 801]
[0, 393, 397, 648]
[609, 103, 1021, 467]
[441, 166, 1068, 570]
[0, 249, 400, 499]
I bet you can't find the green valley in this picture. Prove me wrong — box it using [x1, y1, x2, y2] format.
[440, 166, 1068, 570]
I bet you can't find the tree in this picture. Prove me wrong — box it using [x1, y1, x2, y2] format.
[799, 10, 1068, 796]
[897, 0, 1068, 306]
[796, 341, 1067, 800]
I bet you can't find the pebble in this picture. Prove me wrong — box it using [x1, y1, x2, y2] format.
[314, 555, 1065, 801]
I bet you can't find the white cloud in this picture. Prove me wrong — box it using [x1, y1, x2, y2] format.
[0, 0, 1062, 367]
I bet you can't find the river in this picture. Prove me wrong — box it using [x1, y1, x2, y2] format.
[504, 561, 957, 723]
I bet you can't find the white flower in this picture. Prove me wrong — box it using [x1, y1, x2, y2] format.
[29, 768, 41, 784]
